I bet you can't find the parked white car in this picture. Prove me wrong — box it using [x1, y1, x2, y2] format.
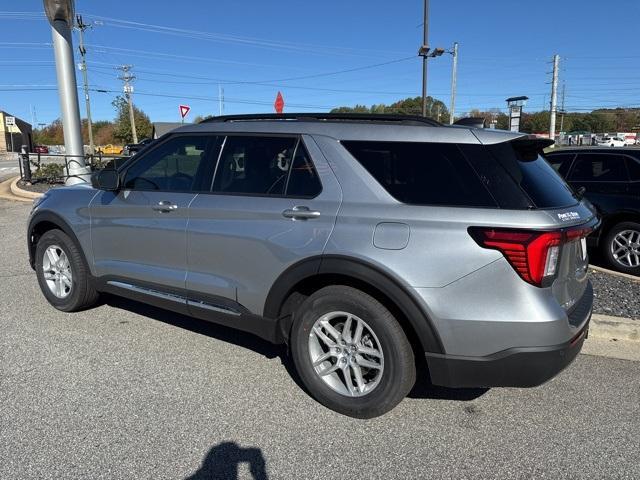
[597, 136, 627, 147]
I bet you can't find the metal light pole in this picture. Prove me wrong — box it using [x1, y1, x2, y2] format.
[43, 0, 90, 184]
[420, 0, 429, 117]
[449, 42, 458, 125]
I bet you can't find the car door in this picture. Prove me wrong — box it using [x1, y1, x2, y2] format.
[90, 134, 220, 293]
[186, 134, 342, 315]
[567, 153, 630, 212]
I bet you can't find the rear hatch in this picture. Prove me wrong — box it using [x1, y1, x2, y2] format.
[464, 135, 598, 313]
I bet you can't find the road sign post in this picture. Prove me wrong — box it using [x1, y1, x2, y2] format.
[5, 116, 15, 153]
[179, 104, 190, 123]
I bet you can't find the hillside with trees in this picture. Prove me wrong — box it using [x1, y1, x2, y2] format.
[34, 96, 152, 147]
[332, 97, 640, 133]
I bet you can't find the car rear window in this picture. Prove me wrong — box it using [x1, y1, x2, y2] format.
[485, 141, 578, 209]
[341, 141, 497, 207]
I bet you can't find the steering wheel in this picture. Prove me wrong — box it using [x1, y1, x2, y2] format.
[132, 177, 160, 190]
[169, 172, 194, 190]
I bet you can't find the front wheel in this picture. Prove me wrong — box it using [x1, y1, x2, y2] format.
[603, 221, 640, 275]
[35, 229, 100, 312]
[290, 286, 416, 418]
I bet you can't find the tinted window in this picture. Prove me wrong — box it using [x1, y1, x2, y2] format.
[213, 136, 297, 196]
[286, 142, 322, 197]
[625, 156, 640, 181]
[342, 141, 496, 207]
[483, 142, 578, 209]
[545, 153, 575, 177]
[123, 135, 217, 191]
[569, 154, 629, 182]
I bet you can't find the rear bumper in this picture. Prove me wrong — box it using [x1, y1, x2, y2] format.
[426, 285, 593, 388]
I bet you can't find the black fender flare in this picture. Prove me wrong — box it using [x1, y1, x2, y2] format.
[27, 210, 87, 270]
[264, 255, 444, 354]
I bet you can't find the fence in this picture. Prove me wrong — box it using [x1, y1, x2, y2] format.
[17, 149, 127, 183]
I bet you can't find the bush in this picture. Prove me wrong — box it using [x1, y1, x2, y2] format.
[32, 163, 65, 183]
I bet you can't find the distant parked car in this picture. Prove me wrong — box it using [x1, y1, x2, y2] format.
[96, 144, 124, 155]
[546, 147, 640, 275]
[597, 136, 627, 147]
[33, 145, 49, 154]
[123, 138, 154, 156]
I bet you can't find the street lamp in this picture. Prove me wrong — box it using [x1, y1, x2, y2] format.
[418, 46, 445, 118]
[43, 0, 90, 184]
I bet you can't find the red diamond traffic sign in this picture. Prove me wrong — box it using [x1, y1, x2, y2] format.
[274, 91, 284, 114]
[179, 104, 191, 119]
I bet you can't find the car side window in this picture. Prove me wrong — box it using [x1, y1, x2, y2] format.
[212, 136, 297, 196]
[285, 142, 322, 198]
[123, 135, 219, 192]
[545, 153, 574, 177]
[626, 157, 640, 181]
[568, 154, 629, 182]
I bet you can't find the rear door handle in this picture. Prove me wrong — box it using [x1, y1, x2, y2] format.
[152, 201, 178, 213]
[282, 206, 321, 220]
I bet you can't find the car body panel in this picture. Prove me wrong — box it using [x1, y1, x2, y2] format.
[186, 135, 342, 313]
[89, 189, 196, 290]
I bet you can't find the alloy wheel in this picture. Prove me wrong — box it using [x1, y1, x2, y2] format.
[308, 311, 384, 397]
[42, 244, 73, 299]
[611, 229, 640, 268]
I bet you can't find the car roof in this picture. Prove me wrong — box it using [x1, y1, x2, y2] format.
[547, 147, 640, 156]
[172, 113, 530, 145]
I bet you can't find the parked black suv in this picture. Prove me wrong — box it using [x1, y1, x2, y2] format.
[546, 147, 640, 275]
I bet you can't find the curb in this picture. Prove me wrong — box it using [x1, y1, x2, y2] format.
[591, 313, 639, 342]
[588, 264, 639, 282]
[10, 177, 42, 200]
[0, 176, 32, 203]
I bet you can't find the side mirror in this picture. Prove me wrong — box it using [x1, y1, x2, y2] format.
[91, 169, 120, 191]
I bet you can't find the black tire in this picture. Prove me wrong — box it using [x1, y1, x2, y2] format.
[35, 229, 100, 312]
[290, 285, 416, 419]
[602, 221, 640, 275]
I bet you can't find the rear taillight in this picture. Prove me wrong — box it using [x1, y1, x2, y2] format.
[469, 226, 591, 287]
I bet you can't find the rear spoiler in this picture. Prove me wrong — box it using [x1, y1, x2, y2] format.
[453, 117, 486, 129]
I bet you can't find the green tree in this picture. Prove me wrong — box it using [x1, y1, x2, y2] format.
[330, 96, 448, 122]
[111, 96, 152, 143]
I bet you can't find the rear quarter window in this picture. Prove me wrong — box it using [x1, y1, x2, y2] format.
[341, 141, 497, 208]
[486, 141, 578, 209]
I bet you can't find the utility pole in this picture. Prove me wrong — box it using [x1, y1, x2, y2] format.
[549, 54, 560, 146]
[449, 42, 458, 125]
[76, 15, 94, 154]
[421, 0, 429, 117]
[559, 82, 566, 141]
[218, 84, 224, 116]
[44, 0, 90, 184]
[117, 65, 138, 144]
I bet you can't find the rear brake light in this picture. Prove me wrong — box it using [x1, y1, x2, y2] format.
[469, 226, 592, 287]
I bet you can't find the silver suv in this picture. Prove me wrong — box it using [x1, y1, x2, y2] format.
[28, 113, 598, 418]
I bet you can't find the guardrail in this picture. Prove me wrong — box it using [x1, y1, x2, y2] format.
[17, 148, 128, 184]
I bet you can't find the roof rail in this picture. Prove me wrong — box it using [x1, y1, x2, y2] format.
[199, 113, 441, 127]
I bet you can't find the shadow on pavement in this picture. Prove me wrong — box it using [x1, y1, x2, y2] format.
[186, 441, 268, 480]
[104, 295, 488, 404]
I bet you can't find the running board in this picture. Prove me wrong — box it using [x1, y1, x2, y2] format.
[103, 279, 283, 344]
[106, 280, 241, 316]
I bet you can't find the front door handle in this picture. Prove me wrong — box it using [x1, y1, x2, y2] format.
[152, 201, 178, 213]
[282, 206, 321, 220]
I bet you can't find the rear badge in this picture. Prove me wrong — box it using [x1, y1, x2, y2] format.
[557, 211, 580, 222]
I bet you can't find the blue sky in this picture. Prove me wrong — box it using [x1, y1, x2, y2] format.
[1, 0, 639, 125]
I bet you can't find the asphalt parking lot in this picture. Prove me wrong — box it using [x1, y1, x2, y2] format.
[1, 197, 639, 480]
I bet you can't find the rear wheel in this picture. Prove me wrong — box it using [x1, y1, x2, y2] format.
[603, 221, 640, 275]
[35, 229, 100, 312]
[290, 285, 415, 418]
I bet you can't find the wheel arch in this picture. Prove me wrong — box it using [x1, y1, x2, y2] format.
[28, 211, 87, 271]
[598, 211, 640, 246]
[265, 255, 445, 355]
